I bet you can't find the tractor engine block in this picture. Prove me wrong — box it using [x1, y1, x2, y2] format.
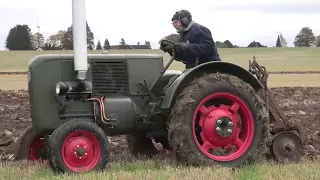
[91, 97, 139, 135]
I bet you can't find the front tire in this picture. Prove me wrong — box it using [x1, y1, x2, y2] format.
[168, 73, 268, 168]
[14, 125, 48, 162]
[48, 119, 109, 173]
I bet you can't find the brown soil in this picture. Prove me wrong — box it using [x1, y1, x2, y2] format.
[270, 87, 320, 157]
[0, 72, 27, 75]
[0, 87, 320, 161]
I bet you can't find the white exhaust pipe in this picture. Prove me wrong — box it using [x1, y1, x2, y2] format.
[72, 0, 87, 80]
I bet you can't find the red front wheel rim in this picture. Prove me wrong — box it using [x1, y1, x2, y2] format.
[192, 92, 255, 162]
[28, 135, 45, 161]
[62, 130, 101, 172]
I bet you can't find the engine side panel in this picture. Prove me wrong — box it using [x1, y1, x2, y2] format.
[93, 97, 139, 135]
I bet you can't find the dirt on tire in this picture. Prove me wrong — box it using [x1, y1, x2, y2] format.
[1, 87, 320, 161]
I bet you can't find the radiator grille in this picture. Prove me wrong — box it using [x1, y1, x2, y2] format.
[91, 60, 129, 96]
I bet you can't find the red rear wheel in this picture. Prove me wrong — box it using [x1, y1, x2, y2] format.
[192, 92, 254, 161]
[168, 73, 268, 168]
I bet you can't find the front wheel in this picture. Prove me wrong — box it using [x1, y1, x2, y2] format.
[168, 73, 268, 168]
[47, 119, 109, 173]
[14, 125, 48, 162]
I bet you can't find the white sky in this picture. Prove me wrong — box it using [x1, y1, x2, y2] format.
[1, 0, 320, 50]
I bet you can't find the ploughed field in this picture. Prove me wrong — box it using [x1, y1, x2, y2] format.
[1, 87, 320, 161]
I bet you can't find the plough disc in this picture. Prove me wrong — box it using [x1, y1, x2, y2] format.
[271, 131, 303, 163]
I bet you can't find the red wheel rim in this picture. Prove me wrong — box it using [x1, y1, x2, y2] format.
[192, 92, 254, 162]
[28, 135, 45, 161]
[61, 130, 101, 172]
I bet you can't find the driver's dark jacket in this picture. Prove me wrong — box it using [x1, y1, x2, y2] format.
[176, 23, 221, 69]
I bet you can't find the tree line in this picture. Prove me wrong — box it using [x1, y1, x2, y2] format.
[4, 22, 151, 50]
[275, 27, 320, 47]
[4, 24, 320, 50]
[161, 27, 320, 48]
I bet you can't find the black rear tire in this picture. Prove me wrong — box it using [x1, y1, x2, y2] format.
[168, 73, 269, 168]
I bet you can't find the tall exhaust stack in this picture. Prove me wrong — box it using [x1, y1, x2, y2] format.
[72, 0, 87, 81]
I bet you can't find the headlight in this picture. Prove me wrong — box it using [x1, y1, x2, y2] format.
[55, 83, 60, 94]
[55, 81, 69, 95]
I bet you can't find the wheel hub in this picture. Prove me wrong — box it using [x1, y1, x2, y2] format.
[64, 136, 93, 165]
[77, 147, 87, 156]
[202, 107, 240, 148]
[215, 117, 234, 137]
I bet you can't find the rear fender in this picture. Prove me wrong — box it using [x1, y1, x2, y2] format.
[160, 61, 264, 109]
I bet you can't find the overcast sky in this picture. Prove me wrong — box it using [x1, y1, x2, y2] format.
[1, 0, 320, 50]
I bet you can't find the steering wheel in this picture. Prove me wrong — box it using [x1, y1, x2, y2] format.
[159, 39, 187, 64]
[160, 39, 177, 57]
[160, 39, 176, 47]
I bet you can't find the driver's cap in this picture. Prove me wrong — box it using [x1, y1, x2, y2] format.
[172, 10, 192, 22]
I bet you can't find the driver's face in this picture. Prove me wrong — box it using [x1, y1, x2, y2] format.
[172, 20, 181, 30]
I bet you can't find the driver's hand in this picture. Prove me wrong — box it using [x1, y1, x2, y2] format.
[160, 41, 173, 54]
[175, 42, 188, 53]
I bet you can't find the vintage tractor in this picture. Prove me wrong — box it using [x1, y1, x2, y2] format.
[13, 0, 303, 174]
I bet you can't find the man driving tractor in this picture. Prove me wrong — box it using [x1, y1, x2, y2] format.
[160, 9, 221, 69]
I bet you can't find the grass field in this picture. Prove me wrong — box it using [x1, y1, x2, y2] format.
[1, 158, 320, 180]
[1, 47, 320, 90]
[1, 47, 320, 179]
[1, 48, 320, 71]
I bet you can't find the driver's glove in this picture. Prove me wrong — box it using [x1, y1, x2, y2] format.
[160, 41, 174, 54]
[175, 42, 188, 53]
[160, 45, 172, 52]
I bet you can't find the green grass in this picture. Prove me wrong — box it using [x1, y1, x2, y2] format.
[1, 47, 320, 90]
[1, 47, 320, 71]
[2, 73, 320, 90]
[1, 158, 320, 180]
